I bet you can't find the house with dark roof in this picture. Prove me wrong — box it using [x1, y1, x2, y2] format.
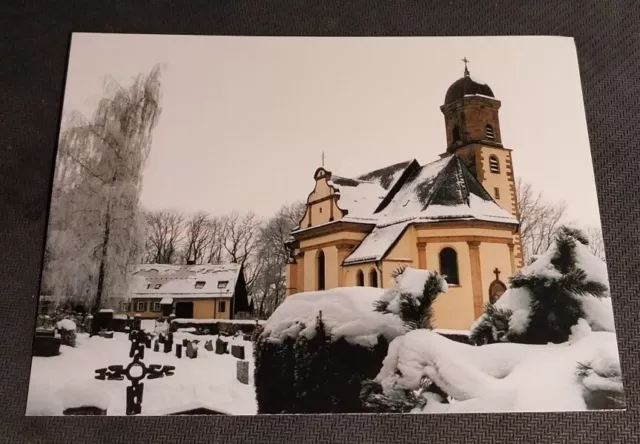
[285, 64, 524, 330]
[120, 263, 251, 320]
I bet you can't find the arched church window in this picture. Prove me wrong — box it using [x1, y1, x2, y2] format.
[316, 250, 326, 290]
[356, 270, 364, 286]
[369, 269, 378, 288]
[485, 124, 495, 140]
[439, 247, 459, 285]
[452, 125, 461, 142]
[489, 155, 500, 174]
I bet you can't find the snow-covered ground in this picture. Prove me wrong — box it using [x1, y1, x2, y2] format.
[26, 330, 257, 416]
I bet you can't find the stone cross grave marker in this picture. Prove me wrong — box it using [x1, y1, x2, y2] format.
[95, 329, 175, 415]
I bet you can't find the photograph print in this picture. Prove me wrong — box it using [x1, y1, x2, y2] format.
[26, 34, 625, 416]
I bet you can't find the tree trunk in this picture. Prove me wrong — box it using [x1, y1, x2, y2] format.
[93, 179, 114, 312]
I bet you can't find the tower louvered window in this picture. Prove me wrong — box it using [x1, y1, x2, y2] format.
[485, 124, 495, 140]
[489, 155, 500, 174]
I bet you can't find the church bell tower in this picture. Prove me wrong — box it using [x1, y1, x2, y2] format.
[440, 58, 523, 268]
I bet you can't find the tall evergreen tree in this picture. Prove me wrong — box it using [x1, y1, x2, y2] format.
[470, 226, 609, 345]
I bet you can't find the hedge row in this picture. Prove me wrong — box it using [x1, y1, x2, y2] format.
[253, 315, 389, 414]
[170, 320, 260, 336]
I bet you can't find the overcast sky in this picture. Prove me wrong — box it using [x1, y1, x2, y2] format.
[62, 34, 602, 229]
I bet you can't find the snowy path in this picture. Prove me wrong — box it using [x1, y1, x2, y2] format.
[26, 332, 257, 416]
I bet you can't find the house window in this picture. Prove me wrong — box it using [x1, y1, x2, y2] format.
[439, 247, 459, 285]
[452, 125, 461, 142]
[154, 283, 162, 289]
[485, 124, 495, 140]
[319, 207, 323, 213]
[195, 281, 206, 289]
[120, 301, 131, 312]
[489, 155, 500, 174]
[218, 300, 226, 312]
[494, 187, 500, 199]
[356, 270, 364, 286]
[217, 280, 229, 289]
[135, 301, 147, 312]
[316, 250, 326, 290]
[152, 302, 161, 312]
[369, 269, 378, 288]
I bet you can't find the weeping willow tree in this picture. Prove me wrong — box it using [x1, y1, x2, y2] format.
[42, 65, 163, 311]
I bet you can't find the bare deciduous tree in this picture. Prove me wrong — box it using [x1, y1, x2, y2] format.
[220, 212, 262, 293]
[516, 178, 567, 263]
[182, 211, 213, 264]
[252, 201, 306, 318]
[144, 210, 184, 264]
[585, 226, 606, 262]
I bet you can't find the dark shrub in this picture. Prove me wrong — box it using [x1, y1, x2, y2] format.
[254, 313, 390, 414]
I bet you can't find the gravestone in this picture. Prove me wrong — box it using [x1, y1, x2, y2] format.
[182, 338, 189, 347]
[236, 360, 249, 385]
[215, 339, 228, 355]
[145, 336, 151, 348]
[204, 340, 213, 352]
[242, 333, 252, 342]
[133, 314, 141, 331]
[33, 335, 61, 357]
[163, 340, 172, 353]
[93, 310, 114, 335]
[176, 343, 182, 358]
[186, 342, 198, 359]
[231, 345, 245, 360]
[158, 334, 165, 344]
[153, 341, 159, 352]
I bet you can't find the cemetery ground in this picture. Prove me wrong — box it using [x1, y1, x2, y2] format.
[26, 321, 257, 416]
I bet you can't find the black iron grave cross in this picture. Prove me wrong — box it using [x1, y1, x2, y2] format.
[95, 329, 175, 415]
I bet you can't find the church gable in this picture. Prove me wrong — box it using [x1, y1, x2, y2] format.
[297, 167, 344, 229]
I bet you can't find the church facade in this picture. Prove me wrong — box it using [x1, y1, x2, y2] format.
[285, 65, 524, 330]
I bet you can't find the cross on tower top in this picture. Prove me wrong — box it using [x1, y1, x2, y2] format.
[462, 56, 470, 77]
[493, 267, 501, 280]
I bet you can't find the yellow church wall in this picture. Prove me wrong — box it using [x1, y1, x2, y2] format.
[415, 224, 514, 242]
[425, 241, 476, 329]
[385, 226, 418, 264]
[299, 231, 367, 251]
[303, 245, 340, 291]
[479, 242, 515, 303]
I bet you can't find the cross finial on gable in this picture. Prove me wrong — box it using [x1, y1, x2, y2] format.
[493, 267, 501, 280]
[462, 57, 470, 77]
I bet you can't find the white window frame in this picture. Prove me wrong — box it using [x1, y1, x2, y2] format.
[135, 301, 147, 312]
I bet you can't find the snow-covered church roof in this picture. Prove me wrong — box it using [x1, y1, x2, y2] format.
[130, 264, 242, 299]
[297, 154, 518, 265]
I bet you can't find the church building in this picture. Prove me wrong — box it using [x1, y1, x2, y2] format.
[285, 62, 524, 330]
